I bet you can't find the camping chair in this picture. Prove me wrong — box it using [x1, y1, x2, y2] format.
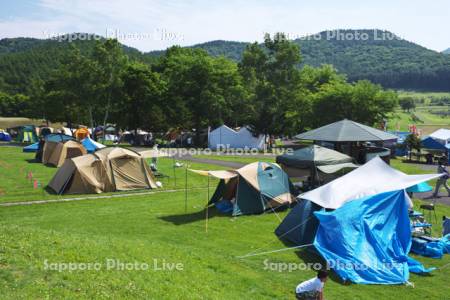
[420, 199, 437, 224]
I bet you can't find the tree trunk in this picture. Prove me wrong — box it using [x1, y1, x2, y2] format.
[88, 106, 94, 129]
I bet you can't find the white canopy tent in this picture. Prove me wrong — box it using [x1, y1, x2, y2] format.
[300, 156, 442, 209]
[428, 128, 450, 144]
[208, 125, 265, 150]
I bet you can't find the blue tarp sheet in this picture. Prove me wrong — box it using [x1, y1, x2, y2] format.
[215, 200, 234, 214]
[23, 142, 39, 152]
[82, 138, 98, 153]
[406, 182, 433, 193]
[0, 132, 11, 141]
[421, 136, 449, 151]
[444, 218, 450, 236]
[411, 235, 450, 259]
[313, 190, 432, 284]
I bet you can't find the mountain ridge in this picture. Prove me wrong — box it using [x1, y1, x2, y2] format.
[1, 29, 449, 92]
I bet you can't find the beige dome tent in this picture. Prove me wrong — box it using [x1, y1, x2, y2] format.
[48, 147, 157, 194]
[42, 140, 88, 167]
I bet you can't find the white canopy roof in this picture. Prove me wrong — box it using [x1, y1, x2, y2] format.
[300, 156, 442, 209]
[429, 128, 450, 143]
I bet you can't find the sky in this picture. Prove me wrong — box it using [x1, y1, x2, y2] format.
[0, 0, 448, 52]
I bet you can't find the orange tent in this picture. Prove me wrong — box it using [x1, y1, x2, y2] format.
[74, 128, 90, 140]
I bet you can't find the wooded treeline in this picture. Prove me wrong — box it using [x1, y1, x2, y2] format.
[0, 33, 397, 141]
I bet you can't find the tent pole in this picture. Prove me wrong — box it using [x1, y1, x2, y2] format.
[206, 174, 210, 233]
[173, 156, 177, 187]
[184, 164, 188, 213]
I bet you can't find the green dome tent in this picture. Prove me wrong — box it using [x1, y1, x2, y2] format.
[190, 162, 296, 216]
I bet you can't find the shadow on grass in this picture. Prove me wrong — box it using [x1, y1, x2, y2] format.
[400, 159, 436, 166]
[25, 158, 40, 164]
[160, 204, 290, 225]
[279, 238, 350, 286]
[159, 207, 228, 225]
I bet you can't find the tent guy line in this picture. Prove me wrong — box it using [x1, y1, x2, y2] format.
[236, 243, 314, 259]
[0, 187, 210, 207]
[238, 215, 314, 259]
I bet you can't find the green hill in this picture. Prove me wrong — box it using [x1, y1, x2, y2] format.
[148, 30, 450, 91]
[0, 36, 152, 94]
[1, 30, 450, 94]
[147, 30, 450, 91]
[443, 48, 450, 54]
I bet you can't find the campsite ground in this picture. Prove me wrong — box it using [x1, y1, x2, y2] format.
[0, 146, 450, 299]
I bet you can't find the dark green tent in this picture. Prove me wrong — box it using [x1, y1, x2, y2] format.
[13, 125, 38, 143]
[191, 162, 296, 216]
[276, 145, 356, 170]
[276, 145, 358, 186]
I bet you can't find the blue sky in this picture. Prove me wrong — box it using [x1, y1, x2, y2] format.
[0, 0, 448, 52]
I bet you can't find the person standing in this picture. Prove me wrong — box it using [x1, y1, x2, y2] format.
[433, 158, 450, 197]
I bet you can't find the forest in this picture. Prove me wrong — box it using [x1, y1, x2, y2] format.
[0, 33, 400, 141]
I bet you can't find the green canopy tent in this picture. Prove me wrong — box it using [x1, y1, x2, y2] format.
[190, 162, 296, 216]
[276, 145, 358, 187]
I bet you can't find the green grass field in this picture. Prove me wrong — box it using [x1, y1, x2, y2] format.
[388, 91, 450, 135]
[0, 146, 224, 203]
[1, 147, 450, 299]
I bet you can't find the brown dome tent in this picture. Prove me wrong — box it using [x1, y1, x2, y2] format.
[48, 147, 157, 194]
[42, 140, 87, 167]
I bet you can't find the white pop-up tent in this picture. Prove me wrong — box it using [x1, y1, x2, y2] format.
[428, 128, 450, 145]
[300, 156, 442, 209]
[208, 125, 265, 150]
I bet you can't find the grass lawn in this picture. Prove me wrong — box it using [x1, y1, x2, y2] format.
[0, 147, 450, 299]
[0, 146, 224, 204]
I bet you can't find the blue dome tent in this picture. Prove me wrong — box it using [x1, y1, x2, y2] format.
[81, 136, 106, 153]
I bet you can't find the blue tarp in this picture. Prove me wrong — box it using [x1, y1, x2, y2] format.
[406, 182, 433, 193]
[313, 190, 431, 284]
[411, 235, 450, 259]
[81, 137, 103, 153]
[23, 142, 39, 152]
[215, 200, 234, 213]
[421, 136, 449, 151]
[389, 131, 410, 144]
[0, 131, 11, 141]
[444, 218, 450, 236]
[45, 133, 74, 142]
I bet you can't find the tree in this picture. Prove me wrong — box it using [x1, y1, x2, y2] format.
[399, 97, 416, 112]
[42, 46, 101, 127]
[239, 33, 306, 142]
[310, 80, 398, 128]
[0, 92, 31, 117]
[156, 46, 244, 145]
[115, 62, 166, 144]
[404, 133, 421, 160]
[92, 39, 128, 127]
